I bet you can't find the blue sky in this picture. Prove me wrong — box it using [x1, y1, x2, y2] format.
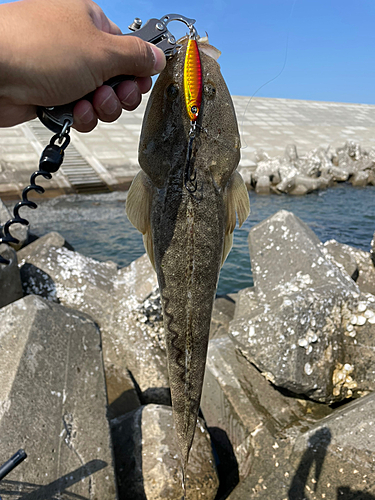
[98, 0, 375, 104]
[2, 0, 375, 104]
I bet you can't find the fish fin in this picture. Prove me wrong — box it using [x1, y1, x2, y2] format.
[142, 231, 155, 271]
[177, 34, 221, 60]
[198, 43, 221, 61]
[126, 170, 153, 233]
[126, 171, 155, 269]
[222, 171, 250, 266]
[227, 171, 250, 229]
[222, 231, 234, 266]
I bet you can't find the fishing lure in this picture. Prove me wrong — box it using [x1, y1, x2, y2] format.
[184, 31, 202, 122]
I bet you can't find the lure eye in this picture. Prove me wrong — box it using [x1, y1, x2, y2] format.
[166, 83, 179, 100]
[204, 83, 216, 100]
[191, 106, 198, 114]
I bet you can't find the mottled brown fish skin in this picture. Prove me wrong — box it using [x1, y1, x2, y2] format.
[127, 41, 247, 473]
[151, 160, 226, 467]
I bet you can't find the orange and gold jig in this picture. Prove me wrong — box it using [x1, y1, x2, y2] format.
[184, 35, 202, 122]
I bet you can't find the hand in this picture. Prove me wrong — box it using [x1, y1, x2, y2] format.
[0, 0, 166, 131]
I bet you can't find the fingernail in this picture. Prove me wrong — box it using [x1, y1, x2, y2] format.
[79, 107, 94, 124]
[150, 44, 166, 74]
[121, 86, 136, 107]
[99, 94, 118, 115]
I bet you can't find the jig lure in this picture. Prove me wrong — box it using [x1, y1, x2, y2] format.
[183, 29, 203, 194]
[184, 34, 202, 122]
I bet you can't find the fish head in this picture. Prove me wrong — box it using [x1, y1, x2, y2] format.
[139, 39, 241, 190]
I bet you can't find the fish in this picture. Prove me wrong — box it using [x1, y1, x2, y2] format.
[126, 37, 250, 486]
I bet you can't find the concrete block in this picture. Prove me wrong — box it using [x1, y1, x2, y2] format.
[0, 295, 117, 499]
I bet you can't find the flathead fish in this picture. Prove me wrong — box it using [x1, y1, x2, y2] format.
[126, 38, 250, 483]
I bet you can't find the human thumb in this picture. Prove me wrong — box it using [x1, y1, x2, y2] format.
[100, 32, 166, 80]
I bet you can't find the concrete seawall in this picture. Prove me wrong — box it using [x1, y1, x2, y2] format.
[1, 96, 375, 200]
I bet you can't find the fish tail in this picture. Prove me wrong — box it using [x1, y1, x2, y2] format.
[181, 459, 188, 499]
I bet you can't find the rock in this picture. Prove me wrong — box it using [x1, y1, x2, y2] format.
[289, 392, 375, 499]
[318, 173, 334, 189]
[351, 249, 375, 296]
[324, 239, 359, 280]
[0, 197, 28, 250]
[209, 295, 237, 339]
[115, 252, 158, 305]
[226, 440, 292, 500]
[255, 175, 270, 194]
[20, 237, 119, 322]
[106, 363, 141, 421]
[356, 156, 374, 172]
[284, 144, 299, 163]
[254, 150, 271, 163]
[0, 244, 23, 308]
[253, 158, 280, 184]
[331, 165, 350, 182]
[111, 404, 219, 500]
[346, 140, 362, 160]
[233, 287, 259, 320]
[340, 295, 375, 396]
[0, 295, 117, 499]
[17, 231, 74, 262]
[18, 232, 74, 302]
[276, 174, 296, 193]
[293, 175, 320, 193]
[252, 141, 375, 195]
[228, 393, 375, 498]
[237, 167, 252, 187]
[110, 287, 170, 405]
[247, 210, 357, 304]
[325, 239, 375, 295]
[201, 336, 332, 484]
[229, 210, 375, 403]
[19, 238, 168, 405]
[289, 184, 308, 196]
[253, 161, 273, 181]
[351, 170, 370, 186]
[367, 169, 375, 185]
[298, 149, 322, 177]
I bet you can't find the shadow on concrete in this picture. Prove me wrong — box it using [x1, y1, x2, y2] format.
[0, 459, 107, 499]
[337, 487, 375, 499]
[111, 409, 146, 500]
[107, 388, 140, 420]
[209, 427, 239, 500]
[288, 427, 332, 500]
[20, 263, 59, 302]
[127, 369, 171, 407]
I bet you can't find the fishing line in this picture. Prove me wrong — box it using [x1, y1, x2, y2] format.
[240, 0, 298, 150]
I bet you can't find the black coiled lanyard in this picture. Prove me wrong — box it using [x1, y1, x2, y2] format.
[0, 121, 71, 265]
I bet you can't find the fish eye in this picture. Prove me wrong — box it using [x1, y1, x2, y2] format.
[204, 83, 216, 100]
[166, 83, 179, 100]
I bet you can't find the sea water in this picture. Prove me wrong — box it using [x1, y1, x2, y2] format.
[10, 184, 374, 296]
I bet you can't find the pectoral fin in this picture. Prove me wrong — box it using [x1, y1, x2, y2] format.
[222, 171, 250, 265]
[126, 171, 155, 269]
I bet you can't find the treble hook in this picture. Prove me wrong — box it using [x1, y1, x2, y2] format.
[184, 124, 198, 193]
[184, 164, 197, 193]
[185, 178, 198, 194]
